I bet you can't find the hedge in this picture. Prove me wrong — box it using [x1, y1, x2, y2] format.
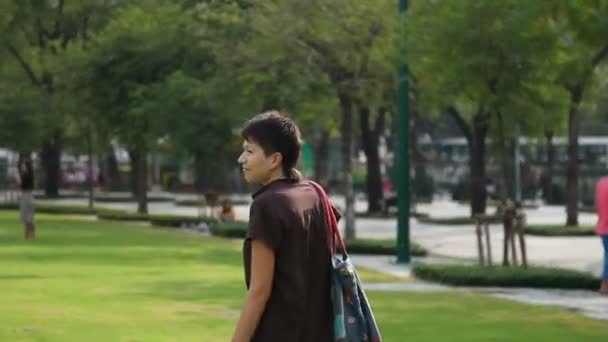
[95, 210, 150, 222]
[94, 195, 174, 203]
[95, 210, 216, 227]
[412, 263, 600, 290]
[354, 211, 430, 220]
[149, 215, 217, 228]
[210, 221, 249, 238]
[0, 203, 97, 216]
[175, 199, 251, 207]
[0, 202, 219, 228]
[345, 239, 427, 257]
[416, 215, 475, 225]
[525, 225, 595, 236]
[33, 194, 174, 203]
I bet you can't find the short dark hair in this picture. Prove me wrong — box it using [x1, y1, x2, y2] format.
[241, 111, 302, 180]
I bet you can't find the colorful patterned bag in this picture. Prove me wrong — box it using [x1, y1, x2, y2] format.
[309, 181, 382, 342]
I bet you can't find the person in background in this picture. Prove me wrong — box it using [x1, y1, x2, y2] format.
[219, 199, 236, 222]
[594, 177, 608, 294]
[16, 159, 36, 240]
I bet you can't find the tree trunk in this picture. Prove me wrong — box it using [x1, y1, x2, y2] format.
[40, 130, 62, 197]
[339, 93, 356, 240]
[129, 150, 139, 198]
[359, 106, 384, 213]
[470, 114, 489, 216]
[137, 151, 148, 214]
[566, 85, 583, 226]
[543, 130, 555, 203]
[86, 127, 94, 209]
[313, 128, 330, 186]
[129, 149, 148, 214]
[446, 107, 487, 216]
[496, 111, 511, 201]
[104, 148, 121, 191]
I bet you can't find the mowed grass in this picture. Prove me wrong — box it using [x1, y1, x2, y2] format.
[0, 211, 607, 341]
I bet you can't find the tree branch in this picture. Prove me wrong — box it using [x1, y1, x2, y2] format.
[36, 17, 48, 49]
[51, 0, 66, 40]
[446, 106, 472, 145]
[591, 44, 608, 68]
[5, 43, 41, 86]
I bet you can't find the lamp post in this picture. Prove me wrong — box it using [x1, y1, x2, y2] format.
[396, 0, 410, 263]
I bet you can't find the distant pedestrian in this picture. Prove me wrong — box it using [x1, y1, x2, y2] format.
[594, 177, 608, 294]
[16, 158, 36, 240]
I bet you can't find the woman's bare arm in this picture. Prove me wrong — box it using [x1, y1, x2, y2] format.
[232, 240, 275, 342]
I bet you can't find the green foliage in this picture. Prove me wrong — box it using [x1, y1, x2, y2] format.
[406, 0, 569, 137]
[0, 203, 96, 215]
[149, 215, 217, 228]
[346, 239, 427, 257]
[525, 225, 595, 236]
[95, 209, 216, 227]
[209, 221, 249, 238]
[95, 210, 150, 222]
[413, 263, 600, 290]
[416, 216, 476, 225]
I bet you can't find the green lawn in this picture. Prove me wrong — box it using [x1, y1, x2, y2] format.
[0, 212, 607, 341]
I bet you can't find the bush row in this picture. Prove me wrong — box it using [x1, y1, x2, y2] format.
[412, 263, 600, 290]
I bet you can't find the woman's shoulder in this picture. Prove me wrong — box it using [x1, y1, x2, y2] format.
[251, 181, 310, 214]
[251, 190, 289, 212]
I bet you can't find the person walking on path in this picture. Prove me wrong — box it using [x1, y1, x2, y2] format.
[594, 177, 608, 294]
[231, 111, 335, 342]
[16, 159, 36, 240]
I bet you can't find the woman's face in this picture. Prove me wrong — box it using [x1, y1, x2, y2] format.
[237, 139, 280, 185]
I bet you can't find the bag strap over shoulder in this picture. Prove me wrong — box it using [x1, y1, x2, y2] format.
[308, 181, 347, 257]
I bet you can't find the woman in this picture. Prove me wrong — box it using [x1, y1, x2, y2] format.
[595, 177, 608, 294]
[17, 159, 36, 240]
[232, 111, 334, 342]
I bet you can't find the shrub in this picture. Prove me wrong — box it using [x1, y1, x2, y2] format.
[412, 263, 600, 290]
[0, 203, 96, 215]
[346, 239, 428, 257]
[149, 215, 217, 228]
[210, 221, 248, 238]
[175, 199, 250, 207]
[416, 216, 474, 225]
[96, 210, 150, 222]
[525, 225, 595, 236]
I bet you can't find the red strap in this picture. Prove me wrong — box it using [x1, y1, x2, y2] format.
[309, 181, 347, 256]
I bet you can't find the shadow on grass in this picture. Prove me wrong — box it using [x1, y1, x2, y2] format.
[125, 279, 244, 304]
[0, 246, 243, 268]
[0, 274, 44, 280]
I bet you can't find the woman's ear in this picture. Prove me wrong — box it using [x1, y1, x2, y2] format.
[271, 152, 283, 169]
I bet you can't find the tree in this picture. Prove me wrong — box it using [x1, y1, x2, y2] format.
[1, 0, 130, 196]
[67, 2, 206, 213]
[406, 0, 567, 215]
[198, 0, 343, 186]
[554, 1, 608, 225]
[245, 0, 397, 238]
